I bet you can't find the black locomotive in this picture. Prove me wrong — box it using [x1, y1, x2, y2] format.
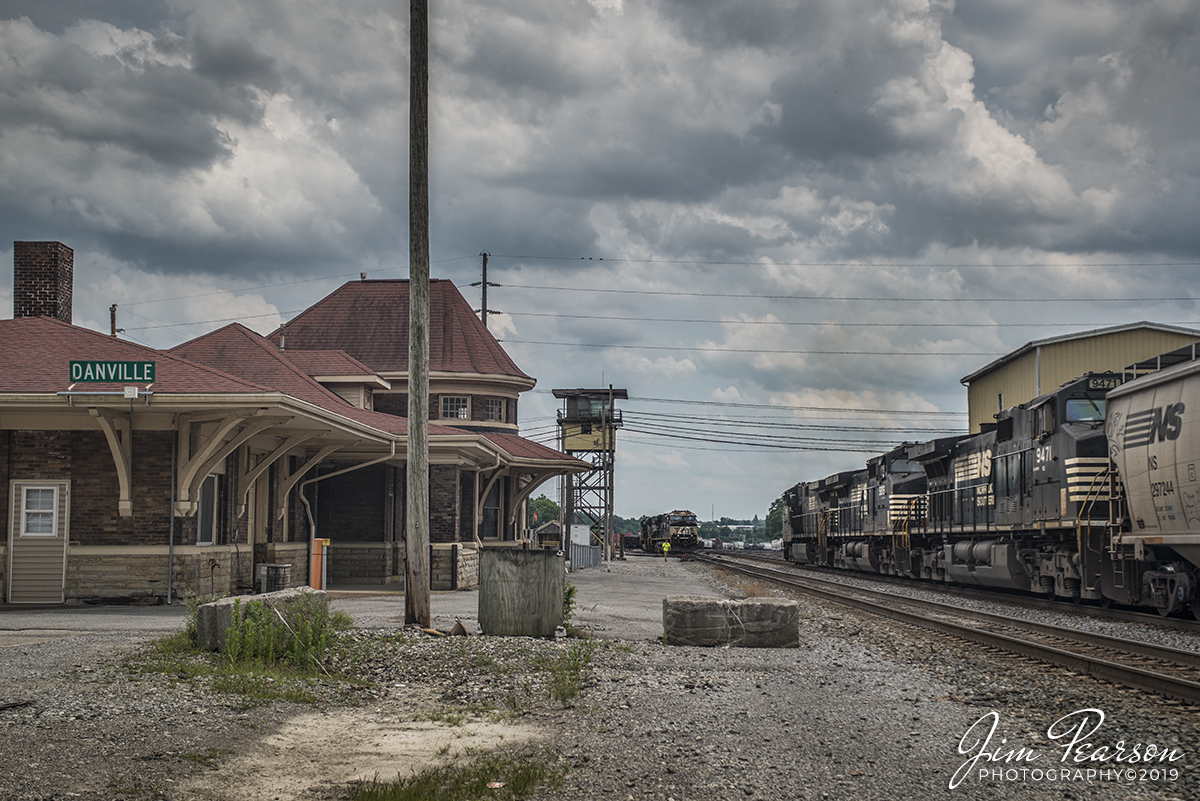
[641, 510, 700, 554]
[781, 371, 1200, 617]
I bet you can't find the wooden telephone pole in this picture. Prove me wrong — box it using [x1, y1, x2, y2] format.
[406, 0, 431, 627]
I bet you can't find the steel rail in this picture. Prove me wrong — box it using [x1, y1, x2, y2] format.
[695, 553, 1200, 705]
[728, 550, 1200, 632]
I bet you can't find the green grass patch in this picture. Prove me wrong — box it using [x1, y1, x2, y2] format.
[532, 641, 596, 705]
[125, 592, 364, 708]
[349, 749, 563, 801]
[178, 748, 229, 769]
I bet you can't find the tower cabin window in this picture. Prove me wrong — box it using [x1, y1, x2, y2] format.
[485, 398, 505, 422]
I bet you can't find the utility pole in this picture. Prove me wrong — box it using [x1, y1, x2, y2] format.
[405, 0, 431, 628]
[469, 252, 499, 330]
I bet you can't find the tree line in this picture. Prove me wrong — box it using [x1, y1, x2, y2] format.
[526, 495, 784, 542]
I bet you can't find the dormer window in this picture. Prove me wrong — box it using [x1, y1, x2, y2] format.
[485, 398, 505, 422]
[441, 396, 470, 420]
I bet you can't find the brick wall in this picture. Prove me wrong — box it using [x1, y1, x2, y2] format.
[312, 462, 386, 542]
[374, 393, 406, 416]
[13, 241, 73, 322]
[430, 464, 460, 543]
[373, 391, 521, 427]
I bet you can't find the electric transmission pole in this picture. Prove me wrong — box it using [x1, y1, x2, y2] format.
[469, 252, 499, 330]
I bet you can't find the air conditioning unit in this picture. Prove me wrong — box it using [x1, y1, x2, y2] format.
[256, 563, 292, 594]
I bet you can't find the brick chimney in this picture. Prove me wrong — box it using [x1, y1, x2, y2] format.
[13, 241, 73, 323]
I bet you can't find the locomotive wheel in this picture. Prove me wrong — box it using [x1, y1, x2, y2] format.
[1192, 604, 1200, 622]
[1099, 596, 1113, 609]
[1156, 605, 1174, 618]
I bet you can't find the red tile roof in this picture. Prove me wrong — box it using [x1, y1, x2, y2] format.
[483, 432, 588, 463]
[169, 324, 448, 436]
[0, 317, 270, 394]
[269, 279, 532, 380]
[278, 349, 381, 378]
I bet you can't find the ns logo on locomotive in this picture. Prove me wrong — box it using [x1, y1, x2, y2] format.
[780, 361, 1200, 619]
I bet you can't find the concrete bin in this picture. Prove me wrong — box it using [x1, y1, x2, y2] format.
[478, 549, 564, 637]
[196, 588, 326, 652]
[662, 595, 800, 648]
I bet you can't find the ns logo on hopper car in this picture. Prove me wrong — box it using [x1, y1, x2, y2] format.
[1122, 403, 1186, 448]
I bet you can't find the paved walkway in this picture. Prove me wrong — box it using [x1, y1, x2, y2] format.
[0, 555, 720, 644]
[328, 554, 723, 639]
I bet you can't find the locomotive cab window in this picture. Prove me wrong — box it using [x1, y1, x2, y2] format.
[1033, 403, 1056, 439]
[1064, 398, 1105, 423]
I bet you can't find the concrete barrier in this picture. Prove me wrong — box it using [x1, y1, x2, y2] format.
[196, 588, 326, 652]
[662, 595, 800, 647]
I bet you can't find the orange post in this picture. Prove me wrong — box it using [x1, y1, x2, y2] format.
[310, 538, 330, 589]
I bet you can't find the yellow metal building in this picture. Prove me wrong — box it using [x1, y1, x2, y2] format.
[960, 322, 1200, 433]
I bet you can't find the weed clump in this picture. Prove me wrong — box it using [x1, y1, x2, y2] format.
[224, 591, 350, 673]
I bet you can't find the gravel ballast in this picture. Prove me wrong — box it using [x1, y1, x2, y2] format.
[0, 557, 1196, 800]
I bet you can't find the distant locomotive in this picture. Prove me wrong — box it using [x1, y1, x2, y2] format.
[781, 367, 1200, 618]
[641, 510, 700, 554]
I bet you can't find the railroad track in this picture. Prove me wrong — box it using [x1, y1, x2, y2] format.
[719, 549, 1200, 632]
[694, 552, 1200, 705]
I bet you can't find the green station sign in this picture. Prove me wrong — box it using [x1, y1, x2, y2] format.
[69, 360, 156, 383]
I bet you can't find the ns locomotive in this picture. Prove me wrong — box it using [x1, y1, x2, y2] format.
[641, 510, 701, 554]
[781, 364, 1200, 618]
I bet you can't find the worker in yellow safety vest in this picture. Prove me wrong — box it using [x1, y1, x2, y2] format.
[662, 541, 671, 559]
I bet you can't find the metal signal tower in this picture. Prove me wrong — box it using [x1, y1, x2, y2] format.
[553, 387, 627, 563]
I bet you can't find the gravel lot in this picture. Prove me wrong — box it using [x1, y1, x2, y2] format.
[1, 557, 1197, 800]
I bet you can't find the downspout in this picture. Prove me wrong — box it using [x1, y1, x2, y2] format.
[297, 441, 397, 588]
[1036, 345, 1042, 397]
[167, 425, 177, 604]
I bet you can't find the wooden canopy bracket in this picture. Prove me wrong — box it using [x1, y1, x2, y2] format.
[275, 442, 354, 520]
[89, 408, 133, 517]
[236, 432, 325, 516]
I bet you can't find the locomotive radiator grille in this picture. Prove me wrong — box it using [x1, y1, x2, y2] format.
[1066, 457, 1111, 502]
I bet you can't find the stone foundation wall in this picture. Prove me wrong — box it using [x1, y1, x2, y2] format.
[327, 542, 396, 585]
[263, 543, 309, 589]
[430, 544, 479, 590]
[63, 546, 255, 603]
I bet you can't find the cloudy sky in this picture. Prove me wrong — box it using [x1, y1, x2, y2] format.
[2, 0, 1199, 522]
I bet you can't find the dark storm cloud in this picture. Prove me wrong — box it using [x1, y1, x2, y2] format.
[191, 34, 280, 92]
[0, 18, 266, 170]
[0, 2, 173, 35]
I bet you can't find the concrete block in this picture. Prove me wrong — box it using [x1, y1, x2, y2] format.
[662, 595, 800, 648]
[196, 588, 326, 652]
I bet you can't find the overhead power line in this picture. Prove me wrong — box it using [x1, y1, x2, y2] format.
[505, 311, 1200, 329]
[505, 339, 1005, 357]
[495, 284, 1198, 303]
[488, 254, 1200, 269]
[531, 389, 966, 417]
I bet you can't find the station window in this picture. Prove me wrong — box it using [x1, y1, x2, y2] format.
[485, 398, 505, 422]
[21, 486, 58, 537]
[197, 475, 218, 545]
[440, 396, 470, 420]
